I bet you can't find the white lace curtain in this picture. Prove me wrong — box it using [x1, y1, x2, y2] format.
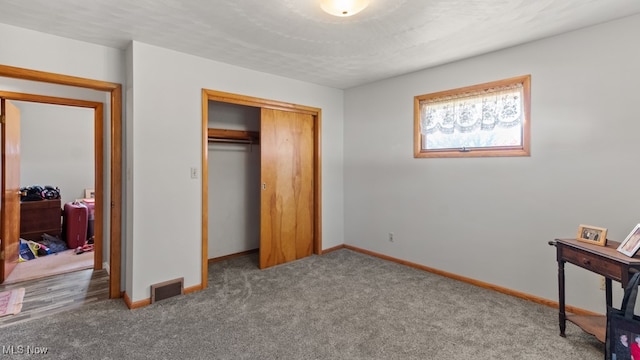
[419, 84, 524, 135]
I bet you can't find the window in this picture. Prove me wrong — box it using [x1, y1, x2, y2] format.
[414, 75, 530, 158]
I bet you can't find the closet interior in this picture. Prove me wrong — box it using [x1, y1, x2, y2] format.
[207, 101, 261, 261]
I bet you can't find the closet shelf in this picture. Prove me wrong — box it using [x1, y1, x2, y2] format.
[207, 128, 260, 144]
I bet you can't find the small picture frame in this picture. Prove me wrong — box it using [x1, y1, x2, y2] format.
[576, 224, 608, 246]
[84, 188, 95, 199]
[617, 224, 640, 257]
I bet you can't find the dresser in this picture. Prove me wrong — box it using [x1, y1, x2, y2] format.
[20, 199, 62, 241]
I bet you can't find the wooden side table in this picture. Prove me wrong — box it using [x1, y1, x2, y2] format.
[550, 238, 640, 342]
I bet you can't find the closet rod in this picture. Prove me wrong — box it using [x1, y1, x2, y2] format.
[207, 128, 260, 144]
[208, 138, 254, 144]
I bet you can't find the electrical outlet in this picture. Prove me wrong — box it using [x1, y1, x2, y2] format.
[388, 232, 394, 242]
[600, 276, 606, 291]
[190, 167, 198, 179]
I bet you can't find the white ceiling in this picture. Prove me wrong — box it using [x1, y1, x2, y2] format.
[1, 0, 639, 89]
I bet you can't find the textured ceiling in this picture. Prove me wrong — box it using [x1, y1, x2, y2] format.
[0, 0, 639, 89]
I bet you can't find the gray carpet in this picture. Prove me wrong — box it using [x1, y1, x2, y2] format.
[2, 249, 603, 359]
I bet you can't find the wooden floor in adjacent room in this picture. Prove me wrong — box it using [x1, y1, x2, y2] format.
[3, 249, 94, 285]
[0, 268, 109, 328]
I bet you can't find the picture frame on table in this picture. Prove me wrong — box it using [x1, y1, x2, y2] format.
[576, 224, 607, 246]
[84, 188, 95, 199]
[617, 224, 640, 257]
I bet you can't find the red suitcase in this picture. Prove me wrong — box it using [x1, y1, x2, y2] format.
[80, 198, 95, 241]
[63, 201, 88, 249]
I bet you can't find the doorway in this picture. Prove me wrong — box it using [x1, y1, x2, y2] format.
[0, 64, 122, 299]
[201, 89, 322, 287]
[2, 99, 100, 285]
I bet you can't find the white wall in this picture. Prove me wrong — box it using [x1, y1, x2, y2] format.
[0, 22, 125, 281]
[0, 23, 123, 82]
[343, 14, 640, 314]
[128, 41, 344, 302]
[207, 102, 261, 258]
[124, 42, 134, 296]
[17, 102, 94, 206]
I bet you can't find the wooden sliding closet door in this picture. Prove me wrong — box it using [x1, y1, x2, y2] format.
[260, 108, 314, 269]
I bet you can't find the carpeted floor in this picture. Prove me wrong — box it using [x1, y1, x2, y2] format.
[1, 249, 603, 359]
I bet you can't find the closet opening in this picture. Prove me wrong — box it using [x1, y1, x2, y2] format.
[201, 89, 322, 288]
[206, 101, 261, 266]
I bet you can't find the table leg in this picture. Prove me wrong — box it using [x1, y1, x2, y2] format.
[606, 278, 612, 308]
[558, 260, 566, 337]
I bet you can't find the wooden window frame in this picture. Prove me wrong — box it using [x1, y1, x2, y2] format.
[414, 75, 531, 158]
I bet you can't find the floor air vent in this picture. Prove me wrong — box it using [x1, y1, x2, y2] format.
[150, 277, 184, 303]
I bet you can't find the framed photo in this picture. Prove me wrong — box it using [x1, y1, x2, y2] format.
[617, 224, 640, 257]
[84, 188, 95, 199]
[576, 224, 608, 246]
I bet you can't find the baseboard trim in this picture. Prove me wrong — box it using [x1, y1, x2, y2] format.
[320, 244, 345, 254]
[208, 249, 259, 264]
[123, 292, 151, 309]
[123, 284, 202, 310]
[184, 284, 202, 294]
[343, 244, 600, 317]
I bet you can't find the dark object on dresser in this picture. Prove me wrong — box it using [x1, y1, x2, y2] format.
[19, 199, 62, 241]
[19, 185, 61, 202]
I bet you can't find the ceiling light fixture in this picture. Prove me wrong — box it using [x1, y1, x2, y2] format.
[320, 0, 370, 17]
